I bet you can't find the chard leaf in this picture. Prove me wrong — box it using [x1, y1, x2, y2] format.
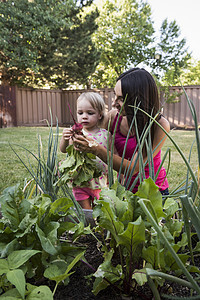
[0, 185, 31, 230]
[164, 198, 179, 219]
[142, 246, 166, 270]
[118, 216, 145, 253]
[0, 239, 20, 258]
[8, 250, 41, 269]
[93, 250, 122, 295]
[136, 178, 165, 221]
[93, 199, 124, 240]
[36, 223, 58, 255]
[166, 219, 184, 239]
[36, 195, 52, 224]
[132, 267, 147, 286]
[6, 269, 25, 299]
[0, 259, 9, 275]
[99, 188, 128, 220]
[58, 145, 101, 187]
[165, 251, 189, 273]
[16, 214, 37, 238]
[49, 197, 74, 216]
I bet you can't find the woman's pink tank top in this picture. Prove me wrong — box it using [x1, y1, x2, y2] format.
[111, 114, 169, 193]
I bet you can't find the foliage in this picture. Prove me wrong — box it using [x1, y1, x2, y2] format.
[151, 19, 191, 84]
[0, 0, 100, 88]
[9, 113, 85, 222]
[90, 0, 154, 87]
[10, 114, 60, 201]
[91, 179, 200, 297]
[89, 89, 200, 297]
[89, 0, 190, 87]
[0, 127, 196, 195]
[179, 59, 200, 85]
[0, 250, 54, 299]
[57, 144, 102, 187]
[0, 184, 86, 296]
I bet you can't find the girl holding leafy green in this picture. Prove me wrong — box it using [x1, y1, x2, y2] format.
[60, 92, 113, 209]
[72, 68, 170, 195]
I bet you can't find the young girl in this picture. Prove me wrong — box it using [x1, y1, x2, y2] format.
[72, 68, 170, 195]
[60, 92, 112, 209]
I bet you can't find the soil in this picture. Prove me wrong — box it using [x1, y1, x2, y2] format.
[50, 234, 200, 300]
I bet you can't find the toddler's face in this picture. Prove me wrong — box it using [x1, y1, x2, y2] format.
[77, 99, 101, 130]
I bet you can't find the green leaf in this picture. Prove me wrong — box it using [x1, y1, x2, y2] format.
[93, 249, 122, 295]
[44, 251, 85, 284]
[0, 288, 22, 299]
[49, 197, 74, 216]
[164, 198, 179, 219]
[35, 195, 52, 224]
[118, 216, 145, 253]
[8, 250, 41, 269]
[0, 259, 9, 275]
[132, 267, 147, 286]
[0, 185, 27, 229]
[93, 199, 124, 240]
[6, 269, 25, 299]
[142, 246, 166, 270]
[0, 239, 20, 258]
[136, 178, 165, 221]
[27, 286, 53, 299]
[16, 214, 38, 238]
[58, 145, 101, 187]
[35, 224, 58, 255]
[99, 188, 128, 220]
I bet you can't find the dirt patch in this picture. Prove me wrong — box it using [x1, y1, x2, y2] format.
[51, 234, 200, 300]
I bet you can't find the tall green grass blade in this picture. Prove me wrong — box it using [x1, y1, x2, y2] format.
[139, 199, 200, 295]
[182, 86, 200, 169]
[9, 143, 46, 193]
[156, 148, 171, 182]
[182, 199, 194, 264]
[132, 106, 198, 192]
[180, 195, 200, 241]
[146, 268, 195, 289]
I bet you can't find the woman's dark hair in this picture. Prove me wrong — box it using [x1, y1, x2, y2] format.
[117, 68, 161, 154]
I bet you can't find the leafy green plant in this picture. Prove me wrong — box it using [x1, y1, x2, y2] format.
[89, 178, 198, 297]
[57, 144, 101, 187]
[9, 110, 85, 223]
[9, 112, 60, 201]
[0, 184, 86, 297]
[89, 87, 200, 298]
[0, 249, 54, 299]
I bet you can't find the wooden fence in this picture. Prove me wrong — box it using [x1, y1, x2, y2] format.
[0, 85, 200, 128]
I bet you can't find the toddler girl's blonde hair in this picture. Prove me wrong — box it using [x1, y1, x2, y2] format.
[77, 92, 105, 124]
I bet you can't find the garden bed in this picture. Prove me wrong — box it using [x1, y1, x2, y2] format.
[51, 233, 200, 300]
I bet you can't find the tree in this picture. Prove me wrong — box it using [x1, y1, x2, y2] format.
[0, 0, 100, 88]
[179, 60, 200, 85]
[151, 19, 191, 84]
[89, 0, 191, 88]
[90, 0, 155, 87]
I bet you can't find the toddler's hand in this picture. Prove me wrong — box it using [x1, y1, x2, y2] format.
[62, 127, 73, 141]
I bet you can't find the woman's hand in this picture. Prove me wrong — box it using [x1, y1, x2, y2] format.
[73, 134, 99, 155]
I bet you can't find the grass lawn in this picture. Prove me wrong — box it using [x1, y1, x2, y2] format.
[0, 126, 198, 195]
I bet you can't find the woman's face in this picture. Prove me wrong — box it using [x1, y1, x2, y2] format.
[113, 80, 126, 115]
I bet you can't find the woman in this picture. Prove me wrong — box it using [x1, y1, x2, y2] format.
[73, 68, 170, 194]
